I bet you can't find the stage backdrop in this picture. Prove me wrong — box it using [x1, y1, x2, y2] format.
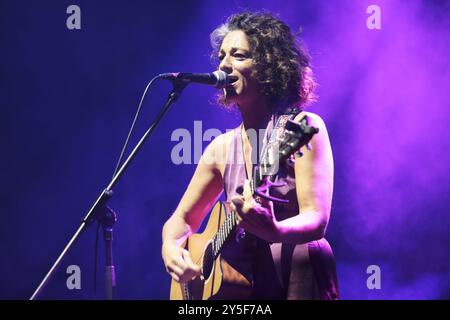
[1, 0, 450, 299]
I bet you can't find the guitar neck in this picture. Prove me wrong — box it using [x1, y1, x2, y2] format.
[211, 209, 239, 258]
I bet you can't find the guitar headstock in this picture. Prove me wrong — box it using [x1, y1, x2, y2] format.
[258, 115, 318, 177]
[278, 115, 319, 163]
[252, 115, 319, 203]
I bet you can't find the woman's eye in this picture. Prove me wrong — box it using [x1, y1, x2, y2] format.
[234, 53, 246, 60]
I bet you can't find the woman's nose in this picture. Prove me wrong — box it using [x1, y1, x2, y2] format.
[219, 58, 232, 74]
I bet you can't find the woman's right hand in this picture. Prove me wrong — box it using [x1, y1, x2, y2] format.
[162, 241, 201, 283]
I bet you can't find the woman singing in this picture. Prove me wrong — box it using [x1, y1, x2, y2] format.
[162, 11, 339, 300]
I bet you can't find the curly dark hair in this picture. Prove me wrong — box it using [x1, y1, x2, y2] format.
[210, 11, 316, 112]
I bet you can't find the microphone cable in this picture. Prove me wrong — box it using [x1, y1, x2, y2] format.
[111, 75, 161, 180]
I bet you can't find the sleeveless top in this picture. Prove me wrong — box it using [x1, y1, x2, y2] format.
[221, 115, 340, 300]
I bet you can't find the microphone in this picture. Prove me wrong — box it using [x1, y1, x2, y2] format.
[157, 70, 237, 89]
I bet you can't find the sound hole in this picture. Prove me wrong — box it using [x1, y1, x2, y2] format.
[202, 242, 214, 279]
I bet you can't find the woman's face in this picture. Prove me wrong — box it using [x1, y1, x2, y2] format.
[218, 30, 261, 107]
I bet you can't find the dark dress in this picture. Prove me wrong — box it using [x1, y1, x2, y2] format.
[221, 116, 340, 300]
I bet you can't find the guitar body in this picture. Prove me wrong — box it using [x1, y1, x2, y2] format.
[169, 201, 253, 300]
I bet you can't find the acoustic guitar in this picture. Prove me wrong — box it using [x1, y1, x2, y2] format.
[169, 115, 318, 300]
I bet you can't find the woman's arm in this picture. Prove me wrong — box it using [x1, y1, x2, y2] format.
[275, 112, 334, 243]
[231, 112, 334, 244]
[162, 134, 227, 282]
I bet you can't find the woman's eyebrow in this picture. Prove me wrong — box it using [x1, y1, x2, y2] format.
[219, 47, 250, 54]
[231, 47, 250, 53]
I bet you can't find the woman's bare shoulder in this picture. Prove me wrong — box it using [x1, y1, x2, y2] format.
[205, 128, 235, 153]
[293, 111, 331, 156]
[202, 128, 236, 175]
[293, 111, 327, 130]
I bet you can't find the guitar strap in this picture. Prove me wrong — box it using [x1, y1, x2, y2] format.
[241, 109, 301, 296]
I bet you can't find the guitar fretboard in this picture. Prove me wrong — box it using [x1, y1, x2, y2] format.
[211, 209, 239, 258]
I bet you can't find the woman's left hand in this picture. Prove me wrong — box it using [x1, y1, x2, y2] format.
[231, 179, 281, 242]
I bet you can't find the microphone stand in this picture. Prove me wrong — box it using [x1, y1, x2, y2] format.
[30, 80, 188, 300]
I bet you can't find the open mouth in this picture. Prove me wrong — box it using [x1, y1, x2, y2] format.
[227, 76, 239, 88]
[226, 76, 239, 89]
[228, 75, 239, 85]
